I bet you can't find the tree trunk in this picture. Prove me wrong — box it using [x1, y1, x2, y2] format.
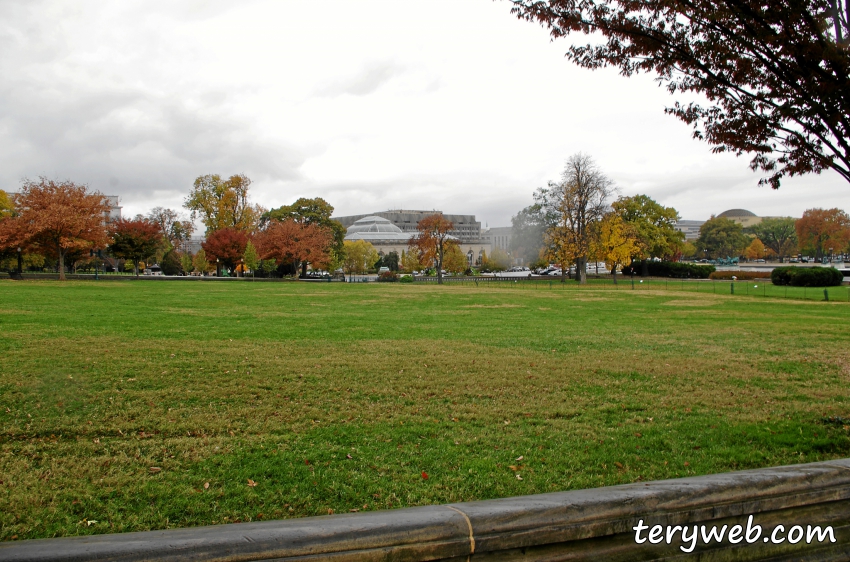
[58, 249, 66, 281]
[134, 260, 140, 277]
[576, 256, 587, 285]
[301, 261, 308, 277]
[641, 259, 649, 277]
[611, 268, 617, 284]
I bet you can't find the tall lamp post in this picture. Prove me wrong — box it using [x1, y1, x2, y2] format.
[216, 258, 220, 277]
[17, 247, 22, 276]
[240, 258, 244, 278]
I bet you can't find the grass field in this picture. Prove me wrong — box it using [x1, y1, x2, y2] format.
[1, 279, 849, 541]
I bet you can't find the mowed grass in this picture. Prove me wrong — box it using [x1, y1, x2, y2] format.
[1, 280, 849, 541]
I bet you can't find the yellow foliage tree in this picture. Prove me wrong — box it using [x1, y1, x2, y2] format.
[442, 244, 468, 274]
[744, 237, 766, 261]
[593, 213, 641, 284]
[400, 249, 422, 273]
[342, 240, 378, 275]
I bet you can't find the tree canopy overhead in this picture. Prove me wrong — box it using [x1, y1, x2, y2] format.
[510, 0, 850, 188]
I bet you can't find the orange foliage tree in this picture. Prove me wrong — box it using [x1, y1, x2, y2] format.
[254, 220, 333, 275]
[202, 227, 249, 274]
[408, 214, 456, 284]
[8, 178, 111, 280]
[109, 218, 164, 276]
[795, 208, 850, 259]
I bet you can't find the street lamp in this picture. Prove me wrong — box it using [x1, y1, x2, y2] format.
[240, 258, 244, 278]
[16, 247, 22, 276]
[216, 258, 220, 277]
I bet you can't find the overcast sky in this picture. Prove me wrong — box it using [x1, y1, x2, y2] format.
[1, 0, 846, 228]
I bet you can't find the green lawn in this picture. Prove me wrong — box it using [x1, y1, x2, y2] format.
[1, 279, 848, 540]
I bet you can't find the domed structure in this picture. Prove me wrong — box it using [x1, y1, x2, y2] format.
[717, 209, 757, 218]
[344, 216, 410, 242]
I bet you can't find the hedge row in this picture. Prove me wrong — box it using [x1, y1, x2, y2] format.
[621, 260, 715, 279]
[708, 271, 770, 280]
[770, 266, 844, 287]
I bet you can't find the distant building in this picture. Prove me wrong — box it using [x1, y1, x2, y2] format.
[674, 220, 705, 241]
[104, 195, 122, 221]
[333, 210, 483, 243]
[675, 209, 798, 241]
[485, 226, 513, 252]
[342, 215, 491, 267]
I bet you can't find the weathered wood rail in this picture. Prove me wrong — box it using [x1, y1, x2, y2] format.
[2, 459, 849, 561]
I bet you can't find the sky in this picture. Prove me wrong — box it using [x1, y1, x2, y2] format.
[1, 0, 847, 228]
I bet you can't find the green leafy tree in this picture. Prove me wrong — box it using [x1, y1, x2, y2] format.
[243, 241, 259, 278]
[192, 248, 212, 274]
[751, 217, 798, 262]
[612, 195, 682, 266]
[696, 217, 749, 259]
[400, 249, 421, 273]
[160, 250, 182, 275]
[179, 252, 193, 274]
[384, 250, 400, 272]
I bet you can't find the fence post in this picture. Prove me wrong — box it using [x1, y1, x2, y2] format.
[730, 283, 734, 295]
[823, 289, 829, 302]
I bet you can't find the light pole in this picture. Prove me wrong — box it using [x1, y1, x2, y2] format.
[216, 258, 220, 277]
[17, 247, 22, 275]
[240, 258, 244, 278]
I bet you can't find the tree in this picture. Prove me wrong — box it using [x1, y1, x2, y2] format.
[696, 217, 749, 259]
[202, 227, 249, 274]
[795, 208, 850, 259]
[184, 174, 263, 234]
[511, 1, 850, 188]
[160, 250, 182, 275]
[443, 244, 469, 274]
[243, 241, 259, 279]
[510, 204, 547, 265]
[751, 217, 799, 262]
[612, 195, 682, 266]
[485, 247, 511, 271]
[263, 197, 346, 275]
[192, 248, 213, 275]
[383, 250, 400, 272]
[109, 218, 163, 276]
[255, 219, 333, 275]
[0, 189, 12, 219]
[592, 212, 641, 283]
[744, 238, 767, 261]
[409, 214, 457, 284]
[179, 252, 193, 274]
[537, 154, 614, 284]
[7, 178, 111, 280]
[146, 207, 194, 251]
[342, 240, 379, 276]
[400, 248, 422, 273]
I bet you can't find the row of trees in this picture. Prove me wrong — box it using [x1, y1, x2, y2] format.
[696, 210, 850, 262]
[510, 154, 685, 284]
[0, 175, 485, 283]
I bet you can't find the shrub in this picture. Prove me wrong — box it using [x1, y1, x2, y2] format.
[708, 271, 770, 280]
[771, 266, 843, 287]
[621, 260, 715, 279]
[377, 271, 399, 282]
[399, 275, 414, 283]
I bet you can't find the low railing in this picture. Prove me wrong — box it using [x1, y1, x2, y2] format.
[2, 459, 848, 561]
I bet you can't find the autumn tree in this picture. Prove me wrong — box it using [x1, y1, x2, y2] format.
[202, 227, 249, 274]
[146, 207, 195, 251]
[485, 247, 511, 271]
[255, 220, 333, 275]
[109, 218, 163, 277]
[342, 240, 379, 276]
[592, 212, 641, 283]
[263, 197, 345, 275]
[511, 0, 850, 188]
[409, 214, 457, 284]
[7, 178, 111, 280]
[744, 238, 767, 261]
[400, 248, 422, 273]
[442, 244, 469, 274]
[750, 217, 799, 262]
[0, 189, 12, 219]
[537, 153, 614, 284]
[795, 208, 850, 259]
[184, 174, 263, 234]
[696, 217, 749, 259]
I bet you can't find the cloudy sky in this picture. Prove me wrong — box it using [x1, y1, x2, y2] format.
[1, 0, 846, 228]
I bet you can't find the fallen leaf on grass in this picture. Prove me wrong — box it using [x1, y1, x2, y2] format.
[203, 482, 209, 489]
[614, 462, 624, 469]
[346, 454, 352, 459]
[421, 471, 429, 480]
[149, 467, 161, 473]
[516, 474, 523, 480]
[247, 479, 257, 487]
[634, 433, 642, 438]
[508, 465, 524, 472]
[515, 455, 523, 461]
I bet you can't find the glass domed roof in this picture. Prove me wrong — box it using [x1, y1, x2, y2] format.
[344, 216, 410, 241]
